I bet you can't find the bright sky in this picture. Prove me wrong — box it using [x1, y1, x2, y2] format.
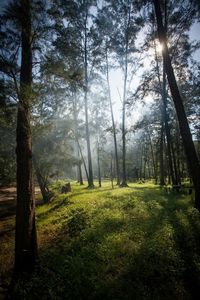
[108, 21, 200, 128]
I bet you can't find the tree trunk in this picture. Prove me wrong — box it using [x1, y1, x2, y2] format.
[111, 154, 114, 189]
[147, 127, 157, 183]
[33, 157, 50, 203]
[154, 40, 175, 185]
[84, 8, 94, 188]
[78, 149, 84, 185]
[154, 0, 200, 210]
[140, 145, 143, 179]
[159, 120, 165, 185]
[14, 0, 37, 275]
[72, 93, 84, 185]
[105, 47, 120, 185]
[121, 1, 131, 187]
[162, 69, 176, 185]
[77, 138, 89, 183]
[97, 141, 101, 187]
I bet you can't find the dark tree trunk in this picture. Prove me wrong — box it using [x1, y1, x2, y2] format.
[72, 93, 84, 185]
[84, 8, 94, 188]
[162, 69, 176, 185]
[97, 141, 101, 187]
[154, 0, 200, 210]
[171, 138, 180, 185]
[77, 139, 89, 183]
[121, 1, 131, 187]
[111, 154, 114, 189]
[105, 47, 120, 185]
[140, 145, 143, 179]
[14, 0, 37, 275]
[78, 150, 84, 185]
[33, 157, 50, 203]
[154, 40, 175, 186]
[147, 128, 157, 183]
[159, 121, 165, 185]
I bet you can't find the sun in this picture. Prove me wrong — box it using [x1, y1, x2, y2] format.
[157, 43, 163, 53]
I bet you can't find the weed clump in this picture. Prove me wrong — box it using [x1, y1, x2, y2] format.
[67, 208, 88, 236]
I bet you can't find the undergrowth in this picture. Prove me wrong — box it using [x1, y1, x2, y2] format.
[1, 181, 200, 300]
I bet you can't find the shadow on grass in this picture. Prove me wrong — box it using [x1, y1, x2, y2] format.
[11, 187, 200, 300]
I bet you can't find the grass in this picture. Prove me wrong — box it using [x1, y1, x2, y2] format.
[1, 181, 200, 299]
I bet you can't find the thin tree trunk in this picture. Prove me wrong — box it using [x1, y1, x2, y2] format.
[84, 7, 94, 188]
[140, 145, 143, 179]
[147, 127, 157, 183]
[105, 47, 120, 185]
[72, 93, 83, 185]
[121, 1, 131, 187]
[171, 138, 179, 185]
[77, 138, 89, 183]
[105, 51, 120, 185]
[78, 149, 84, 185]
[97, 141, 101, 187]
[154, 40, 175, 185]
[160, 120, 165, 185]
[33, 157, 50, 203]
[162, 69, 176, 185]
[14, 0, 37, 275]
[111, 154, 114, 189]
[154, 0, 200, 210]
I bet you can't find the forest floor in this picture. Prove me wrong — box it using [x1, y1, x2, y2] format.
[1, 181, 200, 300]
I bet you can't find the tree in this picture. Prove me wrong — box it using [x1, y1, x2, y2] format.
[14, 0, 37, 274]
[154, 0, 200, 210]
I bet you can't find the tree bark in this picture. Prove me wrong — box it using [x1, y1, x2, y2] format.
[154, 40, 175, 185]
[14, 0, 37, 275]
[147, 127, 157, 183]
[78, 149, 84, 185]
[77, 138, 89, 183]
[111, 154, 114, 189]
[154, 0, 200, 210]
[33, 157, 50, 203]
[159, 120, 165, 185]
[72, 93, 84, 185]
[83, 4, 94, 188]
[105, 47, 120, 185]
[162, 69, 176, 185]
[97, 141, 101, 187]
[121, 1, 131, 187]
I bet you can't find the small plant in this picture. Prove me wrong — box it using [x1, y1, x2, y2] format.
[67, 208, 88, 236]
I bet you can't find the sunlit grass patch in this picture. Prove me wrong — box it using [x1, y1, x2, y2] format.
[1, 181, 200, 299]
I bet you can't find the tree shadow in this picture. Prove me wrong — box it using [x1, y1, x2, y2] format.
[9, 187, 200, 300]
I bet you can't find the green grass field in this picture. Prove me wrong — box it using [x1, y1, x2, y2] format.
[1, 181, 200, 299]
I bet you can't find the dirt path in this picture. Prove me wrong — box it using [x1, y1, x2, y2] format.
[0, 186, 41, 219]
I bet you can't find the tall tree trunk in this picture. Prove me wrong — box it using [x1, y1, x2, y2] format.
[14, 0, 37, 275]
[162, 69, 176, 185]
[154, 0, 200, 210]
[105, 47, 120, 185]
[147, 127, 157, 183]
[154, 40, 175, 185]
[77, 138, 89, 183]
[72, 93, 83, 185]
[111, 154, 114, 189]
[33, 157, 50, 203]
[171, 137, 179, 185]
[78, 149, 84, 185]
[84, 7, 94, 188]
[97, 141, 101, 187]
[159, 120, 165, 185]
[121, 1, 131, 187]
[140, 145, 143, 179]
